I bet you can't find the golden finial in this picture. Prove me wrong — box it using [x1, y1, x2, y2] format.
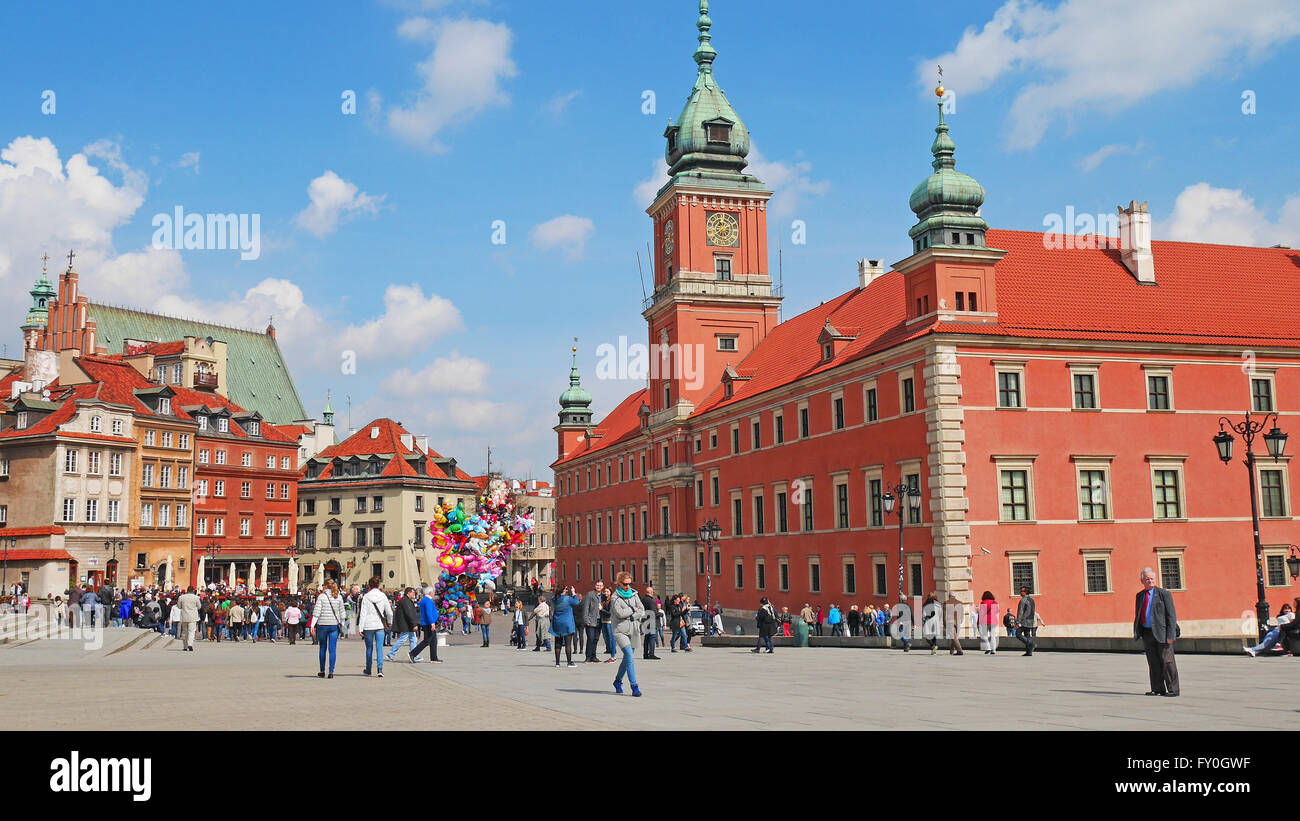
[935, 64, 945, 98]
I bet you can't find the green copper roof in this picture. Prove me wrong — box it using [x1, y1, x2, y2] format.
[24, 267, 56, 326]
[86, 303, 308, 425]
[558, 346, 592, 424]
[659, 1, 766, 198]
[908, 102, 987, 241]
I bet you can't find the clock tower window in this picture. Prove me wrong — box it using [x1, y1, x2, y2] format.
[715, 256, 732, 281]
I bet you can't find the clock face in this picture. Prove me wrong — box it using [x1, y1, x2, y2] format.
[663, 219, 674, 255]
[706, 211, 739, 247]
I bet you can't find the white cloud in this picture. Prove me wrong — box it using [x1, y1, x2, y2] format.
[1159, 182, 1300, 247]
[633, 157, 669, 206]
[386, 17, 517, 152]
[530, 215, 595, 260]
[920, 0, 1300, 149]
[177, 151, 200, 173]
[1077, 139, 1145, 173]
[545, 90, 581, 118]
[381, 352, 490, 396]
[293, 170, 384, 237]
[0, 136, 146, 302]
[336, 283, 464, 360]
[747, 146, 830, 220]
[446, 396, 517, 431]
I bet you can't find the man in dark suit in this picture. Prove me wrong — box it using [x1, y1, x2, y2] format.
[1134, 567, 1179, 697]
[1016, 586, 1038, 656]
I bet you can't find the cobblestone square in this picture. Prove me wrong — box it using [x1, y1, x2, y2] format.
[1, 622, 1294, 731]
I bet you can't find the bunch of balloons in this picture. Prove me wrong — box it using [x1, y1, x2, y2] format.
[429, 478, 533, 630]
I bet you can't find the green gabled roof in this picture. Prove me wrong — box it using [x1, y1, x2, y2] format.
[86, 303, 307, 425]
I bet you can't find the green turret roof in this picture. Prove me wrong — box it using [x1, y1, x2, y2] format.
[24, 264, 56, 327]
[659, 1, 766, 198]
[908, 99, 988, 243]
[558, 345, 592, 426]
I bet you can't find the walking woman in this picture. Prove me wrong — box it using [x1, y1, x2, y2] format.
[978, 590, 1000, 655]
[923, 593, 942, 655]
[358, 577, 394, 677]
[512, 600, 527, 650]
[311, 580, 347, 678]
[550, 585, 581, 667]
[610, 572, 644, 696]
[752, 597, 777, 654]
[475, 599, 492, 647]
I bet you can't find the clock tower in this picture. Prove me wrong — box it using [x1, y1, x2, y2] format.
[644, 0, 781, 414]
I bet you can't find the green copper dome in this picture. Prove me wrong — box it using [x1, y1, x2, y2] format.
[662, 1, 758, 190]
[908, 103, 988, 251]
[558, 346, 592, 426]
[23, 264, 56, 326]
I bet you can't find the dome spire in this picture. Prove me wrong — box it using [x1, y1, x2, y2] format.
[907, 78, 988, 254]
[693, 1, 716, 73]
[558, 338, 593, 426]
[24, 252, 57, 327]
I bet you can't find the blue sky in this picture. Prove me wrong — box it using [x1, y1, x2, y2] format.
[2, 0, 1298, 476]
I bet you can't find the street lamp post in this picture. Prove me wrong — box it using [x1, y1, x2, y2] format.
[1213, 410, 1288, 642]
[2, 536, 15, 596]
[697, 519, 721, 618]
[102, 540, 124, 587]
[1288, 545, 1300, 582]
[203, 542, 223, 586]
[881, 480, 924, 605]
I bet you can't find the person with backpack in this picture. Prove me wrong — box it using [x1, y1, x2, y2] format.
[358, 577, 394, 677]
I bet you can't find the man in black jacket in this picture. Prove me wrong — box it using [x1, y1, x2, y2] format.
[385, 588, 423, 662]
[640, 585, 660, 659]
[581, 581, 604, 662]
[1134, 567, 1179, 697]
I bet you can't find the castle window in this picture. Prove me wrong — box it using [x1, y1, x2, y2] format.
[968, 292, 978, 312]
[707, 123, 731, 143]
[715, 257, 732, 281]
[955, 292, 965, 311]
[951, 232, 961, 244]
[966, 233, 975, 245]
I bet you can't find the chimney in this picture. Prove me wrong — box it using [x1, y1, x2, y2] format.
[400, 433, 414, 451]
[1117, 200, 1154, 283]
[415, 435, 429, 454]
[24, 347, 57, 386]
[857, 258, 883, 289]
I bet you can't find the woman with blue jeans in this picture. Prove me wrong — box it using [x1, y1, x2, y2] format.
[311, 580, 347, 678]
[550, 586, 581, 667]
[357, 577, 394, 677]
[1245, 603, 1294, 656]
[610, 572, 644, 696]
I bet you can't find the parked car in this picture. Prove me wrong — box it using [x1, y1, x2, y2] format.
[685, 605, 707, 636]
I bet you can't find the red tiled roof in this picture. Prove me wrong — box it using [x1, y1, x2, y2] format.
[0, 526, 68, 537]
[0, 365, 25, 400]
[279, 424, 311, 439]
[166, 383, 296, 443]
[309, 418, 469, 481]
[142, 341, 185, 356]
[0, 550, 74, 561]
[552, 388, 648, 466]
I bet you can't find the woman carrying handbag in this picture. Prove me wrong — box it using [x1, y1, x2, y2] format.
[311, 580, 346, 678]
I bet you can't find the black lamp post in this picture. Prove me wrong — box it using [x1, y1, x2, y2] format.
[203, 541, 223, 586]
[1, 536, 15, 596]
[1214, 411, 1288, 641]
[103, 540, 124, 586]
[697, 518, 721, 616]
[881, 480, 924, 605]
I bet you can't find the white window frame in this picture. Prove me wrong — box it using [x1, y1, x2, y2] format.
[90, 415, 102, 432]
[1147, 456, 1188, 521]
[1250, 370, 1277, 413]
[1257, 461, 1291, 519]
[1072, 455, 1115, 522]
[1081, 548, 1113, 595]
[716, 334, 739, 352]
[993, 361, 1027, 409]
[898, 370, 916, 415]
[1007, 551, 1040, 598]
[111, 418, 123, 435]
[1154, 547, 1186, 592]
[1143, 364, 1175, 412]
[1068, 363, 1101, 411]
[993, 455, 1037, 523]
[863, 379, 879, 423]
[1262, 545, 1291, 589]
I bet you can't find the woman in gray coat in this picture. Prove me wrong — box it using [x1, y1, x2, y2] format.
[610, 572, 645, 697]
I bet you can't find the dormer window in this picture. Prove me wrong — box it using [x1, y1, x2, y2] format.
[707, 122, 731, 143]
[90, 416, 102, 432]
[197, 416, 208, 431]
[248, 421, 260, 437]
[159, 398, 171, 415]
[16, 412, 28, 430]
[217, 417, 229, 433]
[724, 382, 733, 399]
[824, 343, 833, 361]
